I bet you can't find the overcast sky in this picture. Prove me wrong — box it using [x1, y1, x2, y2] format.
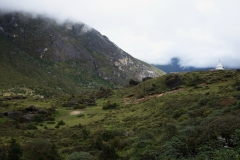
[1, 0, 240, 68]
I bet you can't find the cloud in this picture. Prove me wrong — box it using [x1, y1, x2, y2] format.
[197, 0, 220, 15]
[0, 0, 240, 68]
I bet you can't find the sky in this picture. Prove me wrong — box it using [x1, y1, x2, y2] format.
[0, 0, 240, 68]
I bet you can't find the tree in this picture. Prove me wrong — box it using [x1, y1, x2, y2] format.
[7, 138, 22, 160]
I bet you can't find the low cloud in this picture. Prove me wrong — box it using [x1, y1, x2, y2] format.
[0, 0, 240, 68]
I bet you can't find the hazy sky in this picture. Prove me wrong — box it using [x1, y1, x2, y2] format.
[1, 0, 240, 68]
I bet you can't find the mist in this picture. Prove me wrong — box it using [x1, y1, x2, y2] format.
[1, 0, 240, 68]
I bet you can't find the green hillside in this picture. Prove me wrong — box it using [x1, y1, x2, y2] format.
[0, 35, 115, 97]
[0, 70, 240, 159]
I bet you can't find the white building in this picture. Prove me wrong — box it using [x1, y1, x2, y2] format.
[216, 60, 224, 70]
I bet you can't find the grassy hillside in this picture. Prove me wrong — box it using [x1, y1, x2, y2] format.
[0, 70, 240, 159]
[0, 35, 115, 97]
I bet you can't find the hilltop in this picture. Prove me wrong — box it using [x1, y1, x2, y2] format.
[0, 70, 240, 159]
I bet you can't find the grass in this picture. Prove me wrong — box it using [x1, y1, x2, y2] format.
[43, 106, 106, 128]
[1, 70, 240, 159]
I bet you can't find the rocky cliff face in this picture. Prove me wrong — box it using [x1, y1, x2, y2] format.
[0, 12, 165, 93]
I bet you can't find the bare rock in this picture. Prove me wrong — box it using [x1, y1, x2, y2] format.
[129, 79, 140, 86]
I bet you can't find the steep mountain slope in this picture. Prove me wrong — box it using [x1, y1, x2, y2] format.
[0, 12, 165, 95]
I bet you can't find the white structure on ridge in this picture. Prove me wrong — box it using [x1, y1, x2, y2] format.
[215, 60, 224, 70]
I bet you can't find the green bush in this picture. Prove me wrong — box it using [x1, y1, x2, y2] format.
[33, 115, 44, 122]
[235, 101, 240, 110]
[66, 152, 93, 160]
[57, 120, 65, 125]
[198, 97, 208, 106]
[23, 139, 61, 160]
[46, 116, 55, 121]
[81, 127, 90, 140]
[99, 144, 118, 160]
[26, 123, 38, 130]
[7, 138, 22, 160]
[139, 149, 160, 160]
[73, 104, 86, 109]
[102, 101, 117, 110]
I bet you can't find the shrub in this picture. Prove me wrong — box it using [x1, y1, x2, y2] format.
[66, 152, 93, 160]
[198, 97, 208, 106]
[101, 129, 124, 141]
[139, 131, 154, 139]
[102, 101, 117, 110]
[23, 139, 61, 160]
[140, 149, 160, 160]
[73, 104, 86, 109]
[47, 121, 55, 124]
[33, 115, 44, 122]
[99, 144, 118, 160]
[46, 116, 55, 121]
[81, 127, 90, 140]
[7, 138, 22, 160]
[160, 136, 187, 159]
[26, 123, 38, 130]
[235, 101, 240, 110]
[57, 120, 65, 125]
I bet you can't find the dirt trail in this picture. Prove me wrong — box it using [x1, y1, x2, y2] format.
[124, 88, 184, 104]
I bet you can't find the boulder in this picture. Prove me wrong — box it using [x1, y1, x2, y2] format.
[25, 106, 39, 113]
[19, 114, 36, 123]
[129, 79, 140, 86]
[5, 111, 23, 119]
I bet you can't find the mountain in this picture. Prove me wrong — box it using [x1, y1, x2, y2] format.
[0, 12, 165, 96]
[154, 57, 212, 73]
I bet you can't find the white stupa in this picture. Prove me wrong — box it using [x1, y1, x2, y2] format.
[215, 60, 224, 70]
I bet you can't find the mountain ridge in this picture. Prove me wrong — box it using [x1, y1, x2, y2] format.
[0, 11, 165, 96]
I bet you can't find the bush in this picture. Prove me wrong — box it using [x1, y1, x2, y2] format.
[198, 97, 208, 106]
[235, 101, 240, 110]
[23, 139, 61, 160]
[99, 144, 118, 160]
[73, 104, 86, 109]
[82, 127, 90, 140]
[46, 116, 55, 121]
[66, 152, 93, 160]
[140, 149, 160, 160]
[33, 115, 44, 122]
[57, 120, 65, 125]
[102, 101, 117, 110]
[7, 138, 22, 160]
[26, 123, 38, 130]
